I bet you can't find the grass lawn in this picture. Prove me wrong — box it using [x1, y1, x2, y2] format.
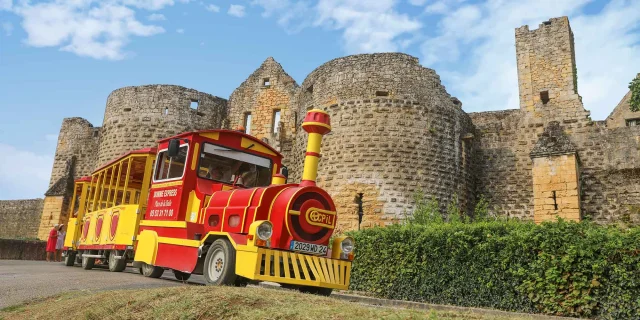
[0, 286, 538, 320]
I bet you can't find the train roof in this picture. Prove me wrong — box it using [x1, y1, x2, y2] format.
[93, 147, 158, 174]
[158, 129, 283, 158]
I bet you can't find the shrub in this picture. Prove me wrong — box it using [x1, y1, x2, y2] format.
[348, 219, 640, 319]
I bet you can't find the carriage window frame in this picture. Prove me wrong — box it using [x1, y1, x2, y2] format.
[152, 143, 190, 183]
[196, 142, 274, 188]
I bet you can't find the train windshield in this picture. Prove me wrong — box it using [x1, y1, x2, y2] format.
[198, 143, 272, 188]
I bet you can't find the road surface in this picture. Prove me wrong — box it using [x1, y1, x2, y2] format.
[0, 260, 206, 309]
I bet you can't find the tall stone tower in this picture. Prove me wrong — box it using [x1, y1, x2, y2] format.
[516, 17, 587, 223]
[515, 17, 589, 124]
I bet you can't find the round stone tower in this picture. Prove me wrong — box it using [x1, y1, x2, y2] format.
[289, 53, 475, 231]
[97, 85, 227, 165]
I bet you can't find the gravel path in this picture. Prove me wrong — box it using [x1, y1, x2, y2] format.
[0, 260, 207, 309]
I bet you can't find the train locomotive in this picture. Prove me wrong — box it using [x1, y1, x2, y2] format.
[61, 109, 353, 295]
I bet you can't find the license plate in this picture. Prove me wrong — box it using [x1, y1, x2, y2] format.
[290, 241, 328, 255]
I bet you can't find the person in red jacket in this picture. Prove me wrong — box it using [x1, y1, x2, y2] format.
[45, 224, 59, 262]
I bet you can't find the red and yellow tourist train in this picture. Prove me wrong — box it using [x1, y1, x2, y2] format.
[62, 110, 353, 295]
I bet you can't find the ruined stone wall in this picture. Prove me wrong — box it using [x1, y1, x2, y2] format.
[469, 110, 539, 220]
[0, 199, 43, 239]
[228, 58, 298, 152]
[48, 118, 100, 186]
[290, 53, 475, 231]
[571, 125, 640, 225]
[470, 17, 640, 225]
[97, 85, 227, 165]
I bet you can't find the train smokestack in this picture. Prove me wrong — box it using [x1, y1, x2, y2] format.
[300, 109, 331, 187]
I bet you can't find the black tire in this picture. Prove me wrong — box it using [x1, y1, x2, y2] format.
[299, 286, 333, 296]
[234, 276, 249, 287]
[64, 251, 76, 267]
[108, 250, 127, 272]
[281, 284, 298, 290]
[141, 262, 164, 278]
[81, 252, 95, 270]
[173, 269, 191, 281]
[203, 239, 237, 285]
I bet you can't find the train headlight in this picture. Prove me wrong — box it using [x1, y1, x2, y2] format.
[257, 221, 273, 241]
[332, 236, 355, 261]
[340, 237, 354, 254]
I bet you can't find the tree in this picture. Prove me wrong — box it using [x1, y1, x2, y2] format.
[629, 76, 640, 112]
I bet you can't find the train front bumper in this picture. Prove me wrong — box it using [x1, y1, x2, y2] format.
[235, 247, 351, 290]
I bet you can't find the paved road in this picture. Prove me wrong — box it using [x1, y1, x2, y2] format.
[0, 260, 208, 309]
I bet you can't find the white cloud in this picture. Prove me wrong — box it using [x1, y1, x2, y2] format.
[314, 0, 421, 53]
[176, 28, 184, 33]
[2, 21, 12, 36]
[417, 0, 640, 120]
[148, 13, 166, 20]
[0, 143, 52, 200]
[205, 4, 220, 12]
[228, 4, 246, 17]
[0, 0, 11, 11]
[253, 0, 421, 49]
[5, 0, 186, 60]
[570, 1, 640, 119]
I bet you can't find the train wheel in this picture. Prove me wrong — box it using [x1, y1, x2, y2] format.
[203, 239, 237, 286]
[64, 251, 76, 267]
[299, 286, 333, 296]
[108, 250, 127, 272]
[172, 270, 191, 281]
[81, 252, 95, 270]
[141, 263, 164, 278]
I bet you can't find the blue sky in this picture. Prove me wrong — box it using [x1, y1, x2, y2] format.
[0, 0, 639, 200]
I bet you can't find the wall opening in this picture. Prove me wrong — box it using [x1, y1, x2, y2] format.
[376, 90, 389, 97]
[626, 118, 640, 127]
[123, 108, 131, 112]
[190, 100, 199, 110]
[543, 20, 552, 26]
[93, 131, 98, 138]
[272, 109, 281, 134]
[164, 107, 169, 115]
[263, 78, 270, 87]
[552, 191, 558, 210]
[540, 91, 550, 104]
[244, 113, 252, 135]
[294, 112, 298, 127]
[306, 85, 313, 93]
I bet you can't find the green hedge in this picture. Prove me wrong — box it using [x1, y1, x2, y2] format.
[348, 220, 640, 319]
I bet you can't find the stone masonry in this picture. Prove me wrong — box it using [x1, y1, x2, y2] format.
[3, 15, 639, 240]
[0, 199, 43, 239]
[286, 53, 475, 232]
[98, 85, 228, 165]
[228, 57, 298, 152]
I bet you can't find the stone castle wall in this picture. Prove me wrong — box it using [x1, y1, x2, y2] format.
[48, 118, 100, 186]
[289, 53, 475, 231]
[0, 199, 43, 239]
[97, 85, 228, 165]
[3, 15, 636, 241]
